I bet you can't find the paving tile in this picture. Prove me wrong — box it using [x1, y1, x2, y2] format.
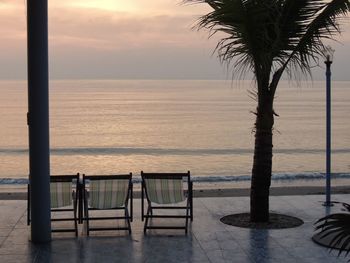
[205, 249, 226, 263]
[300, 256, 348, 263]
[0, 254, 37, 263]
[5, 228, 30, 245]
[198, 240, 221, 251]
[0, 243, 39, 255]
[36, 251, 82, 263]
[0, 228, 13, 237]
[0, 196, 349, 262]
[267, 257, 300, 263]
[218, 240, 242, 250]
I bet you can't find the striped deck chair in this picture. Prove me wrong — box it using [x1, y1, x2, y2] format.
[27, 174, 80, 236]
[82, 173, 133, 235]
[141, 171, 193, 234]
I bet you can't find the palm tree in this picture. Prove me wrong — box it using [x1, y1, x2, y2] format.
[185, 0, 350, 222]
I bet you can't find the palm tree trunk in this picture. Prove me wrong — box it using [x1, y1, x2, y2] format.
[250, 94, 274, 222]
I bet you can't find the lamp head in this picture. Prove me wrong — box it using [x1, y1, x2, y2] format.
[323, 45, 335, 64]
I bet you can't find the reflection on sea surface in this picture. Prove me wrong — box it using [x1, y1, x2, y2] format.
[0, 80, 349, 182]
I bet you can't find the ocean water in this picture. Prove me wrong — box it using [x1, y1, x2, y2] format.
[0, 79, 349, 185]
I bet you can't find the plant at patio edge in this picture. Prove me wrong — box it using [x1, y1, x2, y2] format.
[184, 0, 350, 222]
[315, 202, 350, 261]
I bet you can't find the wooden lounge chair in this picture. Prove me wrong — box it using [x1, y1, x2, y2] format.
[82, 173, 133, 235]
[27, 174, 80, 236]
[141, 171, 193, 234]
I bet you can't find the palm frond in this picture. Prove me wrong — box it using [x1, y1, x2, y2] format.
[282, 0, 350, 74]
[185, 0, 349, 89]
[186, 0, 277, 81]
[315, 212, 350, 260]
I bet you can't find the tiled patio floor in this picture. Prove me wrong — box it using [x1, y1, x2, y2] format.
[0, 194, 348, 262]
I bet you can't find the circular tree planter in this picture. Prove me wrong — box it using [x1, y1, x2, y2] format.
[220, 213, 304, 229]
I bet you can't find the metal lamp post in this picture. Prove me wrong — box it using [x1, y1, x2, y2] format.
[323, 46, 334, 207]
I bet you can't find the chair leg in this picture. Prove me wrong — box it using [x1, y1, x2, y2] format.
[190, 181, 193, 221]
[84, 194, 90, 236]
[78, 181, 83, 224]
[86, 209, 90, 236]
[130, 182, 133, 222]
[185, 200, 190, 234]
[141, 182, 144, 221]
[125, 207, 132, 235]
[143, 205, 151, 234]
[27, 184, 30, 226]
[74, 198, 78, 237]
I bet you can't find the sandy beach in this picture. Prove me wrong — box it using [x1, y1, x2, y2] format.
[2, 184, 349, 200]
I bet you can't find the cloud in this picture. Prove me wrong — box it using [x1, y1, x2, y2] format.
[55, 0, 210, 15]
[0, 0, 18, 5]
[48, 7, 213, 51]
[45, 6, 222, 79]
[0, 0, 349, 80]
[0, 0, 24, 12]
[0, 2, 26, 49]
[0, 0, 219, 80]
[48, 45, 225, 80]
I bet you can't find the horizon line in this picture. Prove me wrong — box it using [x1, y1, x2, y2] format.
[1, 78, 350, 82]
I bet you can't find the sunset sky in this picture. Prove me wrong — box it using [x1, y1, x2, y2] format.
[0, 0, 349, 80]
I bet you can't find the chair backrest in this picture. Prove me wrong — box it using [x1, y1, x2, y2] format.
[50, 174, 78, 208]
[141, 171, 190, 204]
[84, 174, 132, 209]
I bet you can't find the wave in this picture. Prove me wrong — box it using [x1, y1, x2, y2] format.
[2, 172, 350, 185]
[1, 147, 350, 156]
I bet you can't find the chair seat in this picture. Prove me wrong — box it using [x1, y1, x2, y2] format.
[89, 179, 130, 209]
[141, 171, 193, 234]
[144, 178, 185, 204]
[83, 173, 133, 235]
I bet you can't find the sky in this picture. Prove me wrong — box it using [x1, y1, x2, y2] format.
[0, 0, 349, 80]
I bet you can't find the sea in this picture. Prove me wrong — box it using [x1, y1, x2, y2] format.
[0, 79, 349, 187]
